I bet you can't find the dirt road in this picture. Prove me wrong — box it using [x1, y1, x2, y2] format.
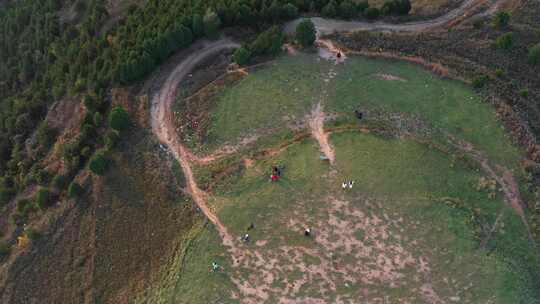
[151, 39, 240, 247]
[284, 0, 507, 35]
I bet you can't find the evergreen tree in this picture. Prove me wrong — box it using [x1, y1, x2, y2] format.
[296, 19, 317, 47]
[322, 0, 338, 18]
[203, 8, 221, 39]
[192, 14, 204, 38]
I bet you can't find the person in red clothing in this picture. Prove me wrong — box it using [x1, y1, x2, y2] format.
[270, 166, 280, 181]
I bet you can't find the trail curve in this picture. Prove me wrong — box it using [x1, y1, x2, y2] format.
[151, 39, 240, 246]
[284, 0, 508, 35]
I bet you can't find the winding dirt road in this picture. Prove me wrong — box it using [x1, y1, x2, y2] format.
[151, 39, 240, 246]
[284, 0, 508, 35]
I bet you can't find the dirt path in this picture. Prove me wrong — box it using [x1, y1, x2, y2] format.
[150, 39, 240, 248]
[448, 136, 538, 252]
[308, 103, 336, 165]
[284, 0, 511, 35]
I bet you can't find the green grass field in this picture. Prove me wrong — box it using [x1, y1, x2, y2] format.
[147, 52, 539, 303]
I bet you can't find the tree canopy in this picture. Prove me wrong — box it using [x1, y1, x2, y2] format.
[296, 19, 317, 47]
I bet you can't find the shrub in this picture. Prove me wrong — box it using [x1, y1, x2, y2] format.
[192, 14, 204, 38]
[0, 187, 15, 206]
[36, 122, 58, 149]
[356, 1, 369, 13]
[338, 0, 357, 19]
[93, 112, 103, 126]
[494, 68, 504, 77]
[105, 130, 120, 150]
[528, 43, 540, 65]
[494, 32, 514, 50]
[36, 187, 52, 210]
[16, 199, 33, 215]
[296, 19, 317, 47]
[472, 75, 489, 89]
[36, 169, 52, 186]
[283, 3, 299, 19]
[203, 9, 221, 39]
[321, 0, 337, 17]
[81, 146, 92, 158]
[68, 182, 83, 198]
[381, 0, 398, 15]
[519, 89, 529, 98]
[109, 106, 130, 131]
[493, 11, 510, 28]
[250, 26, 284, 56]
[52, 174, 67, 190]
[89, 152, 108, 175]
[382, 0, 411, 15]
[81, 123, 96, 141]
[233, 47, 252, 65]
[364, 7, 380, 20]
[83, 95, 97, 112]
[396, 0, 412, 15]
[0, 242, 10, 257]
[472, 18, 485, 29]
[25, 229, 41, 241]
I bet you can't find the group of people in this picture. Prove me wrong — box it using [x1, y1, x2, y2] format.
[342, 180, 355, 189]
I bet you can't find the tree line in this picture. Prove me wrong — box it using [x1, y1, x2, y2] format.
[0, 0, 413, 207]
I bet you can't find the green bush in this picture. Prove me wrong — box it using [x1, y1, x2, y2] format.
[93, 112, 103, 126]
[494, 68, 505, 77]
[0, 242, 10, 257]
[528, 43, 540, 65]
[494, 32, 514, 50]
[68, 182, 84, 198]
[283, 3, 299, 19]
[16, 199, 33, 215]
[36, 187, 52, 210]
[52, 174, 67, 190]
[81, 123, 96, 141]
[296, 19, 317, 47]
[493, 11, 510, 28]
[203, 8, 221, 39]
[472, 18, 485, 29]
[472, 75, 489, 89]
[381, 0, 411, 15]
[519, 89, 529, 98]
[25, 228, 41, 241]
[81, 146, 92, 158]
[109, 106, 131, 131]
[233, 47, 252, 65]
[36, 170, 52, 186]
[89, 152, 108, 175]
[364, 7, 380, 20]
[356, 1, 369, 13]
[105, 130, 120, 150]
[192, 14, 204, 38]
[338, 0, 357, 19]
[321, 0, 337, 17]
[36, 122, 58, 150]
[250, 26, 284, 56]
[0, 187, 15, 206]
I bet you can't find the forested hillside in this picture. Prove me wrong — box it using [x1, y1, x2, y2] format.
[1, 0, 390, 210]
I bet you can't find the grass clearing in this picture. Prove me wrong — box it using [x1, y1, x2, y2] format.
[156, 52, 538, 303]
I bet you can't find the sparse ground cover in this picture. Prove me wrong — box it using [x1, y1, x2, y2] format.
[160, 51, 539, 303]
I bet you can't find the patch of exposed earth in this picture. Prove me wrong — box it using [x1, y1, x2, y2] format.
[224, 196, 452, 303]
